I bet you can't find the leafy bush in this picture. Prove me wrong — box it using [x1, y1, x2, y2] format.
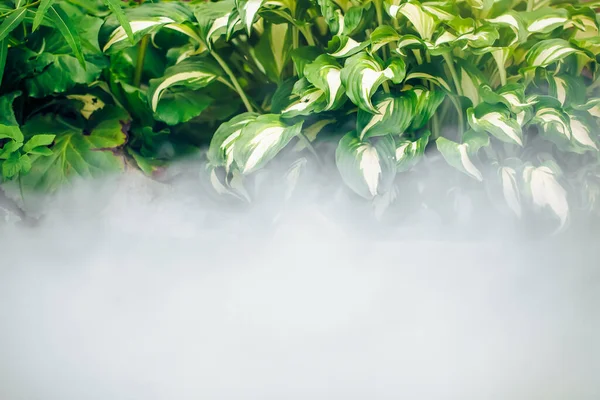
[1, 0, 599, 230]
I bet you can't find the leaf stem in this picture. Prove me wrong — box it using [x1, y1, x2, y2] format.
[299, 26, 316, 46]
[0, 0, 40, 18]
[211, 50, 254, 113]
[442, 52, 463, 97]
[133, 35, 149, 88]
[299, 133, 322, 167]
[526, 0, 535, 12]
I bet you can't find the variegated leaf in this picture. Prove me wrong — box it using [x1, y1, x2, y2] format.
[304, 55, 345, 110]
[526, 39, 580, 68]
[235, 0, 264, 35]
[523, 162, 569, 230]
[233, 114, 303, 174]
[370, 25, 401, 53]
[396, 130, 430, 172]
[436, 130, 489, 181]
[356, 91, 417, 139]
[468, 103, 523, 146]
[410, 87, 445, 130]
[500, 165, 522, 218]
[396, 2, 436, 41]
[336, 132, 396, 199]
[328, 35, 367, 58]
[147, 57, 222, 113]
[340, 52, 405, 113]
[208, 112, 259, 171]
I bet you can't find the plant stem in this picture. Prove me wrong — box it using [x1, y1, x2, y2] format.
[526, 0, 535, 12]
[211, 50, 254, 113]
[374, 0, 385, 27]
[442, 52, 463, 97]
[0, 0, 40, 18]
[133, 35, 149, 88]
[299, 26, 316, 46]
[449, 95, 464, 140]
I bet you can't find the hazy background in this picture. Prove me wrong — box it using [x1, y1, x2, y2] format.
[0, 161, 599, 400]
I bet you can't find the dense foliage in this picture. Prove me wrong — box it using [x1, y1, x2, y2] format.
[1, 0, 600, 230]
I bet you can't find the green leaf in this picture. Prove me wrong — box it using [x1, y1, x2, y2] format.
[208, 112, 258, 170]
[154, 91, 213, 126]
[290, 46, 322, 79]
[102, 0, 134, 43]
[499, 164, 522, 218]
[405, 65, 452, 92]
[0, 39, 7, 86]
[467, 103, 523, 146]
[525, 8, 568, 34]
[456, 59, 486, 106]
[2, 152, 22, 180]
[47, 5, 86, 69]
[20, 107, 129, 192]
[0, 6, 26, 42]
[147, 57, 222, 113]
[335, 132, 396, 199]
[356, 91, 417, 140]
[396, 130, 430, 172]
[33, 0, 55, 32]
[233, 114, 303, 174]
[341, 52, 404, 113]
[0, 92, 23, 143]
[23, 134, 56, 153]
[0, 140, 23, 159]
[436, 130, 489, 181]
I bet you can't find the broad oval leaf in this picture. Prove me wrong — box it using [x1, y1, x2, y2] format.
[233, 114, 303, 174]
[500, 165, 522, 218]
[236, 0, 264, 35]
[526, 39, 580, 68]
[397, 2, 436, 41]
[436, 130, 489, 181]
[147, 57, 222, 113]
[468, 103, 523, 146]
[335, 132, 396, 199]
[396, 130, 430, 172]
[357, 91, 417, 139]
[523, 163, 569, 231]
[304, 55, 345, 110]
[341, 52, 404, 113]
[208, 112, 259, 170]
[328, 35, 368, 58]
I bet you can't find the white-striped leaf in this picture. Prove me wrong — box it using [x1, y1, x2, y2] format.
[568, 114, 599, 152]
[397, 2, 436, 41]
[356, 91, 417, 139]
[194, 0, 241, 45]
[233, 114, 303, 174]
[370, 25, 401, 53]
[253, 22, 292, 83]
[410, 87, 445, 130]
[523, 163, 569, 230]
[102, 16, 176, 52]
[328, 35, 367, 58]
[468, 103, 523, 146]
[340, 52, 405, 113]
[532, 104, 572, 147]
[147, 58, 222, 113]
[208, 112, 259, 171]
[526, 39, 581, 68]
[396, 130, 430, 172]
[456, 59, 486, 106]
[572, 98, 600, 119]
[235, 0, 264, 35]
[525, 9, 568, 34]
[487, 12, 527, 45]
[436, 130, 489, 181]
[335, 132, 396, 199]
[500, 165, 522, 218]
[405, 66, 452, 92]
[304, 55, 345, 110]
[102, 0, 134, 43]
[281, 85, 326, 117]
[547, 74, 585, 106]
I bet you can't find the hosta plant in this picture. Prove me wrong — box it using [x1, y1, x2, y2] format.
[0, 0, 599, 232]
